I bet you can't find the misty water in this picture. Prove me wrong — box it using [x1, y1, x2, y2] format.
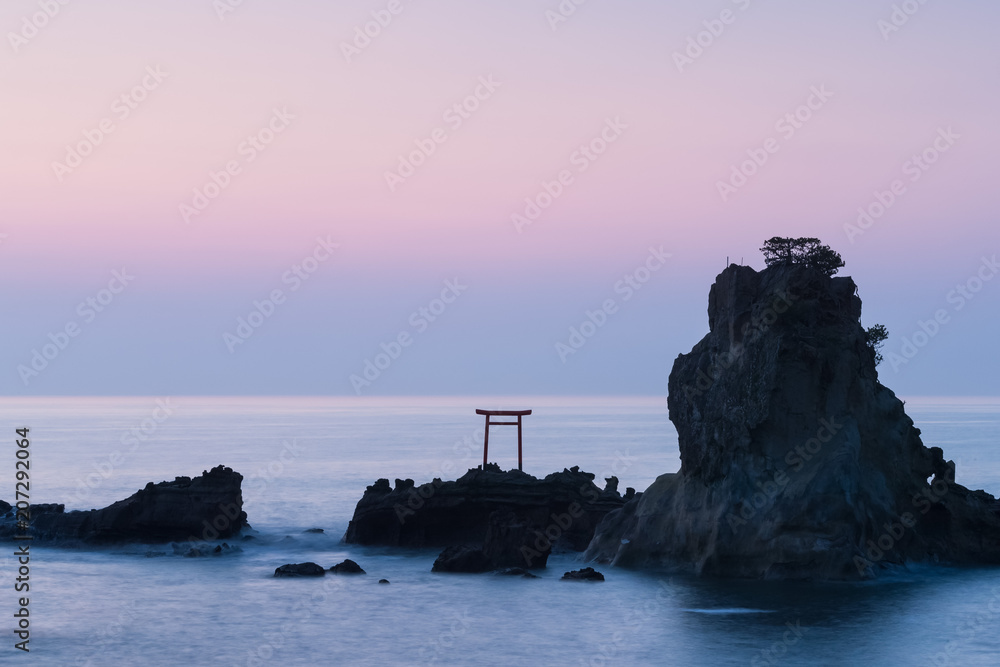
[2, 396, 999, 666]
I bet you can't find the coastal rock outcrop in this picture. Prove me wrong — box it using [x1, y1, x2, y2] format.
[0, 465, 248, 544]
[330, 559, 366, 574]
[585, 263, 1000, 579]
[345, 464, 627, 555]
[562, 567, 604, 581]
[275, 562, 326, 577]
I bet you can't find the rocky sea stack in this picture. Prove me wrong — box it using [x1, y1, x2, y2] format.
[585, 262, 1000, 579]
[346, 464, 631, 571]
[0, 465, 248, 544]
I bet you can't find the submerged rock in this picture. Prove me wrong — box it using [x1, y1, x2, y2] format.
[179, 541, 242, 558]
[562, 567, 604, 581]
[274, 562, 326, 577]
[495, 568, 539, 579]
[0, 465, 248, 544]
[330, 559, 366, 574]
[345, 464, 625, 553]
[586, 263, 1000, 579]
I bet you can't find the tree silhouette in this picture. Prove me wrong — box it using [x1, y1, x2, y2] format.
[865, 324, 889, 366]
[760, 237, 845, 277]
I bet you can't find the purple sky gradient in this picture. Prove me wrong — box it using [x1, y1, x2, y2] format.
[1, 0, 998, 395]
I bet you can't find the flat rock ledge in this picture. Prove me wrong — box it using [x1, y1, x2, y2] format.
[345, 464, 633, 555]
[0, 465, 248, 544]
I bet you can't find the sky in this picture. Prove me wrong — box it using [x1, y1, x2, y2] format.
[1, 0, 998, 396]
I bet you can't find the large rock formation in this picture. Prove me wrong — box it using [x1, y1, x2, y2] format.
[0, 465, 248, 544]
[586, 263, 1000, 579]
[345, 464, 629, 554]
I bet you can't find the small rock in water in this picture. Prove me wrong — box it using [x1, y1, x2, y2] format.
[330, 559, 366, 574]
[274, 562, 326, 578]
[304, 528, 325, 534]
[181, 542, 241, 558]
[378, 579, 390, 584]
[562, 567, 604, 581]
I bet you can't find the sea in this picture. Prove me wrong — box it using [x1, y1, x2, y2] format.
[1, 396, 999, 666]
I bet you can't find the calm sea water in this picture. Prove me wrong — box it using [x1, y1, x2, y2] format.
[1, 396, 999, 666]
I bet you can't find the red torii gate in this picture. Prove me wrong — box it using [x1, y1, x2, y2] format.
[476, 409, 532, 472]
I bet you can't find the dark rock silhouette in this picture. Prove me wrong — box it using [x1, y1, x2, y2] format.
[432, 545, 493, 573]
[345, 464, 626, 554]
[179, 542, 241, 557]
[562, 567, 604, 581]
[274, 562, 326, 577]
[432, 510, 553, 573]
[585, 263, 1000, 579]
[0, 465, 247, 544]
[481, 510, 551, 569]
[330, 559, 366, 574]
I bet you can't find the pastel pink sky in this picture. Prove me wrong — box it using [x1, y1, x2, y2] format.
[1, 0, 998, 395]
